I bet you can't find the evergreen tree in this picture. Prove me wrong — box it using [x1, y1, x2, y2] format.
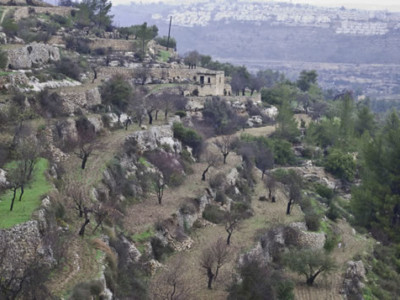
[351, 110, 400, 241]
[275, 101, 299, 142]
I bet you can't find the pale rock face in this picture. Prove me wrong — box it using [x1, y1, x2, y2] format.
[341, 260, 366, 300]
[263, 106, 279, 120]
[0, 168, 8, 188]
[226, 168, 239, 186]
[7, 42, 60, 69]
[87, 115, 104, 132]
[126, 125, 182, 153]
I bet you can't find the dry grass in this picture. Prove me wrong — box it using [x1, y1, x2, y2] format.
[293, 219, 373, 300]
[150, 166, 304, 300]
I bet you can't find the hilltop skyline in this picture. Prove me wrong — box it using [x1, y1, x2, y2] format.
[111, 0, 400, 12]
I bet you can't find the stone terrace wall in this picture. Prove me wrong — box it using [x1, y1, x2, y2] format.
[13, 6, 75, 21]
[89, 38, 135, 52]
[0, 0, 47, 6]
[97, 67, 135, 80]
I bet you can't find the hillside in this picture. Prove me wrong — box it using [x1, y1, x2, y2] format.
[0, 1, 399, 300]
[112, 0, 400, 99]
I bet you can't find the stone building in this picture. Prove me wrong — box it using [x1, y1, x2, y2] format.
[192, 70, 226, 96]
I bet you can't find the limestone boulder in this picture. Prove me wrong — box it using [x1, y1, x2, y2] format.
[0, 168, 8, 189]
[7, 42, 60, 69]
[263, 106, 279, 120]
[125, 125, 182, 153]
[341, 260, 366, 300]
[0, 220, 55, 287]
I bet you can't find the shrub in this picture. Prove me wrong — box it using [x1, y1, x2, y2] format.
[304, 208, 321, 231]
[65, 36, 91, 54]
[209, 172, 225, 190]
[155, 36, 177, 49]
[150, 237, 174, 261]
[202, 204, 226, 224]
[324, 148, 356, 181]
[315, 183, 334, 200]
[179, 201, 197, 215]
[2, 15, 18, 37]
[175, 110, 186, 118]
[55, 57, 83, 81]
[215, 191, 227, 205]
[231, 201, 252, 216]
[38, 90, 66, 118]
[326, 202, 340, 221]
[172, 122, 203, 158]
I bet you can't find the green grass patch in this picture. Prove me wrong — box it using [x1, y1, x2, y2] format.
[132, 227, 154, 254]
[132, 227, 154, 243]
[138, 156, 150, 167]
[158, 50, 171, 62]
[0, 158, 52, 228]
[0, 71, 12, 77]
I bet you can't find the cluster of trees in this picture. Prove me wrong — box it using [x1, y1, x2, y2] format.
[75, 0, 113, 31]
[100, 75, 187, 127]
[351, 110, 400, 241]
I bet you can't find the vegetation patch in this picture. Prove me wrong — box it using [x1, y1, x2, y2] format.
[158, 50, 170, 62]
[132, 227, 154, 254]
[0, 158, 51, 228]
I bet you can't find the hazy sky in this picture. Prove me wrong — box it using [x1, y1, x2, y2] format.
[111, 0, 400, 12]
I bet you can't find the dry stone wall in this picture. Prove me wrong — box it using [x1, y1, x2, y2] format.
[7, 42, 60, 69]
[13, 6, 75, 21]
[59, 87, 102, 114]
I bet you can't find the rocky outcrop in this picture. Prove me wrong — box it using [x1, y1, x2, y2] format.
[0, 168, 8, 189]
[288, 222, 326, 249]
[125, 125, 182, 153]
[341, 260, 366, 300]
[59, 87, 102, 115]
[243, 223, 326, 265]
[7, 43, 60, 69]
[0, 217, 56, 290]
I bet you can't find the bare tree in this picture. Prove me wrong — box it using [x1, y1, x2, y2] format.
[145, 95, 159, 125]
[199, 238, 230, 289]
[151, 257, 192, 300]
[7, 135, 41, 210]
[78, 206, 91, 236]
[74, 117, 97, 170]
[225, 211, 241, 245]
[92, 204, 109, 234]
[147, 151, 184, 205]
[264, 174, 277, 202]
[201, 150, 221, 181]
[282, 171, 303, 215]
[7, 164, 26, 211]
[152, 171, 165, 205]
[215, 135, 238, 164]
[255, 147, 274, 179]
[63, 178, 89, 218]
[160, 91, 187, 121]
[136, 64, 150, 85]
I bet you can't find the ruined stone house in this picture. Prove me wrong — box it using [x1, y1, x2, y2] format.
[191, 70, 227, 96]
